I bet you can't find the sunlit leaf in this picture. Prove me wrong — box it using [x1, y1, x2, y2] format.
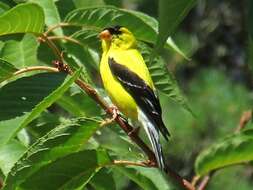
[0, 3, 44, 36]
[0, 140, 26, 176]
[195, 129, 253, 176]
[1, 34, 39, 68]
[30, 0, 63, 36]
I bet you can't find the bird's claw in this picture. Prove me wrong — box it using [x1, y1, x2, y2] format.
[100, 106, 118, 126]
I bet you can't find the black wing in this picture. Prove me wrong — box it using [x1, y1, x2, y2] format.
[108, 58, 170, 140]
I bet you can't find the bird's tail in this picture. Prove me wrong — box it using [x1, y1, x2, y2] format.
[138, 110, 166, 171]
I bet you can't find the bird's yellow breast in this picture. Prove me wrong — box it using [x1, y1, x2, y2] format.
[100, 50, 137, 119]
[100, 48, 154, 120]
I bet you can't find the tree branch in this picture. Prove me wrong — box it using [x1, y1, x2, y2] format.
[47, 36, 83, 46]
[197, 175, 211, 190]
[44, 23, 74, 36]
[113, 160, 152, 167]
[40, 35, 195, 190]
[235, 110, 252, 132]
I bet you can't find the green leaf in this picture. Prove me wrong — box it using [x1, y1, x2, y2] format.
[95, 127, 142, 160]
[0, 116, 26, 148]
[0, 3, 45, 36]
[89, 168, 116, 190]
[0, 59, 18, 83]
[139, 43, 192, 114]
[195, 129, 253, 176]
[115, 167, 159, 190]
[131, 167, 173, 190]
[0, 2, 10, 15]
[0, 140, 26, 176]
[18, 69, 81, 136]
[0, 72, 66, 121]
[0, 70, 81, 147]
[63, 44, 98, 84]
[156, 0, 197, 51]
[73, 0, 105, 8]
[4, 118, 104, 189]
[1, 34, 39, 68]
[65, 6, 186, 58]
[5, 150, 110, 190]
[70, 29, 100, 51]
[58, 92, 101, 117]
[29, 0, 63, 36]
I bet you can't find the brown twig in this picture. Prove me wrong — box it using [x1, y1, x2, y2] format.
[113, 160, 152, 167]
[44, 22, 101, 36]
[235, 110, 252, 132]
[0, 178, 3, 189]
[13, 66, 59, 76]
[40, 35, 195, 190]
[48, 36, 83, 46]
[197, 175, 211, 190]
[191, 175, 200, 187]
[44, 23, 73, 36]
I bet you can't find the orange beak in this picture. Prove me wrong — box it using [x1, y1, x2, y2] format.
[98, 30, 112, 40]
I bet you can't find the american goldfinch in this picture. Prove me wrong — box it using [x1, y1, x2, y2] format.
[99, 26, 170, 170]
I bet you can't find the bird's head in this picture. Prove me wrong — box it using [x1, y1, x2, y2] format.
[99, 26, 137, 52]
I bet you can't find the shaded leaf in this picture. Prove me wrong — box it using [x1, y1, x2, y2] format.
[1, 34, 39, 68]
[95, 127, 142, 160]
[4, 118, 104, 189]
[0, 3, 44, 36]
[248, 0, 253, 73]
[129, 166, 173, 190]
[6, 150, 110, 190]
[0, 72, 67, 121]
[17, 69, 81, 137]
[195, 129, 253, 176]
[58, 92, 101, 117]
[115, 167, 159, 190]
[0, 2, 10, 15]
[89, 168, 116, 190]
[156, 0, 197, 51]
[65, 6, 186, 58]
[139, 43, 192, 114]
[0, 59, 18, 83]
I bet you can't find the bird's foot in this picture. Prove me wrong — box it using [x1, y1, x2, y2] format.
[127, 126, 140, 137]
[100, 106, 118, 127]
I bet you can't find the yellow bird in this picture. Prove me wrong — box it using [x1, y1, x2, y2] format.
[99, 26, 170, 171]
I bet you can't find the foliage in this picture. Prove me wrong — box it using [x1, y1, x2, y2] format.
[0, 0, 252, 190]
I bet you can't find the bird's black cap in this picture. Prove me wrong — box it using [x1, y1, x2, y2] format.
[103, 25, 122, 35]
